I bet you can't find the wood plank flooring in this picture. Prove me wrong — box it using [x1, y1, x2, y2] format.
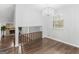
[21, 38, 79, 54]
[1, 37, 79, 54]
[0, 35, 18, 54]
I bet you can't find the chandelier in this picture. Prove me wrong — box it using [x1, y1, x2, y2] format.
[42, 7, 57, 16]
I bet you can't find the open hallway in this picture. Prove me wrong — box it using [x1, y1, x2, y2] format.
[0, 4, 79, 54]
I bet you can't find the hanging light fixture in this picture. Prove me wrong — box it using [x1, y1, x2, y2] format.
[42, 7, 56, 16]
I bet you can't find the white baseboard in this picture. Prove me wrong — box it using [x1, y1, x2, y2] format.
[44, 35, 79, 48]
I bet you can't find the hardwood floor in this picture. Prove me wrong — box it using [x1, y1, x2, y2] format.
[1, 37, 79, 54]
[0, 35, 18, 54]
[21, 38, 79, 54]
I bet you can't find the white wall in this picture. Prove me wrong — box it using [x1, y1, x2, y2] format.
[15, 4, 42, 27]
[18, 26, 42, 34]
[29, 26, 42, 33]
[21, 27, 28, 34]
[15, 4, 79, 47]
[15, 4, 43, 46]
[43, 4, 79, 47]
[0, 4, 15, 24]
